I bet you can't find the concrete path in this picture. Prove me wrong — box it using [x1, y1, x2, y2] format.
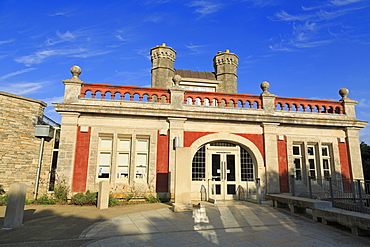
[80, 201, 370, 247]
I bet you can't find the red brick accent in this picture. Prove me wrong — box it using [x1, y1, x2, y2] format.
[338, 138, 352, 179]
[156, 131, 169, 192]
[72, 127, 91, 192]
[233, 134, 265, 158]
[184, 132, 215, 147]
[277, 136, 289, 193]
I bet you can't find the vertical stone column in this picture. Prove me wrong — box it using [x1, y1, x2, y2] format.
[173, 147, 192, 212]
[97, 181, 109, 209]
[56, 112, 80, 193]
[262, 122, 280, 194]
[150, 43, 176, 89]
[213, 50, 238, 93]
[167, 117, 187, 200]
[63, 66, 83, 103]
[3, 183, 27, 228]
[346, 127, 364, 179]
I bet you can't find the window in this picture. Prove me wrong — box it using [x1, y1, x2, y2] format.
[117, 138, 131, 179]
[192, 146, 206, 181]
[307, 145, 316, 179]
[293, 145, 302, 180]
[321, 145, 331, 180]
[97, 135, 150, 182]
[135, 139, 149, 180]
[98, 137, 112, 178]
[240, 147, 254, 181]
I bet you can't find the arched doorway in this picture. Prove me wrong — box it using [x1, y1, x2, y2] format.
[191, 141, 256, 200]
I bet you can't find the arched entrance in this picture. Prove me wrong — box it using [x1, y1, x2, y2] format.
[189, 133, 264, 201]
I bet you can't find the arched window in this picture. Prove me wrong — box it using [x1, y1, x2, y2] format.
[191, 146, 206, 181]
[240, 147, 254, 181]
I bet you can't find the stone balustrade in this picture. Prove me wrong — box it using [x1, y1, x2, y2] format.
[78, 83, 349, 116]
[275, 96, 344, 114]
[80, 83, 171, 103]
[184, 91, 262, 109]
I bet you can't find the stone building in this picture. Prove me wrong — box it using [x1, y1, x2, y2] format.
[54, 43, 367, 210]
[0, 91, 60, 199]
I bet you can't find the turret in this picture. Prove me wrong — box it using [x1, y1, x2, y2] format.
[150, 43, 176, 89]
[213, 50, 238, 93]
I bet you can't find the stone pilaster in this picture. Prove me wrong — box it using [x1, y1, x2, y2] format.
[213, 50, 238, 93]
[345, 127, 364, 179]
[173, 147, 192, 212]
[341, 98, 358, 119]
[151, 43, 176, 89]
[167, 117, 187, 199]
[56, 112, 80, 191]
[262, 122, 280, 193]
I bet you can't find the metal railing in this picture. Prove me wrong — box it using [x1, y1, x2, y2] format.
[290, 175, 370, 214]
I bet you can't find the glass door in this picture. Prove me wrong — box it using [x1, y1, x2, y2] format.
[210, 151, 238, 200]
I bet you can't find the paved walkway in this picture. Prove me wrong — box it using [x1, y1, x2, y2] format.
[79, 201, 370, 247]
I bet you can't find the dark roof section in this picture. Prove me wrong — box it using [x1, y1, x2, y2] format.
[175, 69, 216, 80]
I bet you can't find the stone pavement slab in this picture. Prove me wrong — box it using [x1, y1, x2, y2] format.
[80, 201, 370, 247]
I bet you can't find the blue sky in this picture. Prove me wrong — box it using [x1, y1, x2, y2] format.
[0, 0, 369, 143]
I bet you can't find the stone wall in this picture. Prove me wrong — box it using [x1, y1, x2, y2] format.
[0, 91, 55, 199]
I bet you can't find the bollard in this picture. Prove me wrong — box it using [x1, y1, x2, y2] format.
[3, 183, 27, 229]
[97, 181, 109, 209]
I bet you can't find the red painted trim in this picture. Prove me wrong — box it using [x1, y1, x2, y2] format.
[156, 131, 169, 192]
[233, 134, 265, 158]
[184, 131, 215, 147]
[72, 127, 91, 192]
[338, 138, 352, 179]
[277, 136, 289, 193]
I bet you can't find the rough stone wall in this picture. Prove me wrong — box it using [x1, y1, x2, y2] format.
[0, 92, 54, 199]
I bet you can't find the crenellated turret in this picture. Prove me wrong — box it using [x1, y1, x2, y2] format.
[213, 50, 238, 93]
[150, 43, 176, 89]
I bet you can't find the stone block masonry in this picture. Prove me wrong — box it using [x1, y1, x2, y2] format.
[0, 91, 55, 198]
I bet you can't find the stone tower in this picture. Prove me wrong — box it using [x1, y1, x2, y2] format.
[213, 50, 239, 93]
[150, 43, 176, 89]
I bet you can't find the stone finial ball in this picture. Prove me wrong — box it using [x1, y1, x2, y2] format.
[172, 74, 182, 86]
[339, 88, 349, 98]
[70, 65, 82, 77]
[260, 81, 270, 92]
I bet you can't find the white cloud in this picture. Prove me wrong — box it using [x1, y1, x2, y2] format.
[0, 68, 36, 80]
[331, 0, 364, 6]
[14, 48, 112, 66]
[46, 31, 75, 46]
[188, 1, 222, 17]
[185, 44, 206, 54]
[0, 39, 15, 45]
[359, 126, 370, 144]
[357, 99, 370, 108]
[42, 96, 65, 105]
[0, 82, 47, 95]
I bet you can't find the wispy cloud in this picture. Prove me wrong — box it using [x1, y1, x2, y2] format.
[0, 39, 15, 45]
[14, 48, 112, 66]
[357, 99, 370, 108]
[185, 43, 206, 54]
[269, 1, 368, 51]
[0, 82, 47, 95]
[48, 9, 75, 17]
[46, 31, 75, 46]
[331, 0, 365, 6]
[188, 1, 222, 17]
[241, 0, 277, 8]
[0, 68, 36, 80]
